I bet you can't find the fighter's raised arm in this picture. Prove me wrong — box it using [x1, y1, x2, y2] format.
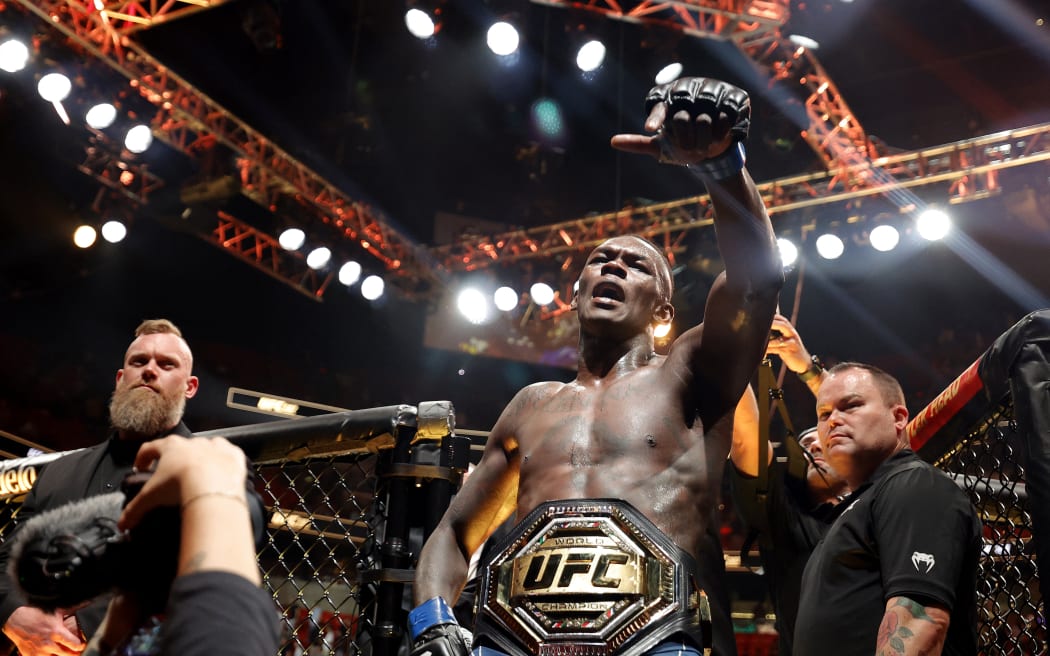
[612, 77, 782, 428]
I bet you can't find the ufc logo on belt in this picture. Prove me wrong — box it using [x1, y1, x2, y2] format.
[510, 548, 645, 597]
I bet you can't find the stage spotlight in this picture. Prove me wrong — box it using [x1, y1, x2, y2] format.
[101, 220, 127, 243]
[815, 233, 844, 259]
[487, 21, 520, 56]
[38, 72, 72, 124]
[494, 286, 519, 312]
[530, 282, 555, 306]
[73, 225, 97, 249]
[916, 208, 952, 241]
[457, 288, 491, 325]
[361, 274, 385, 300]
[338, 260, 362, 286]
[654, 322, 672, 339]
[655, 63, 683, 85]
[306, 246, 332, 270]
[788, 34, 820, 50]
[0, 39, 30, 73]
[576, 39, 606, 72]
[405, 8, 437, 39]
[777, 238, 799, 267]
[37, 72, 70, 101]
[124, 124, 153, 154]
[869, 224, 899, 252]
[278, 227, 305, 251]
[85, 103, 117, 130]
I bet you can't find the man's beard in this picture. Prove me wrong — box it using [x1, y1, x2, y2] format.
[109, 385, 185, 438]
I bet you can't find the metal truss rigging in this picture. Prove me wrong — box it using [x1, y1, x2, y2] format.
[530, 0, 874, 172]
[11, 0, 444, 298]
[430, 123, 1050, 271]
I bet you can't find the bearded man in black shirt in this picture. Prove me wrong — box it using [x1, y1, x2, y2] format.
[0, 319, 199, 656]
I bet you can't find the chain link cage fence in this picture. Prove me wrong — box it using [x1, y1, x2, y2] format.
[933, 403, 1045, 654]
[910, 309, 1050, 655]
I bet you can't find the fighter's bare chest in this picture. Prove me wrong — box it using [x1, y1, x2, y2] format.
[516, 376, 684, 460]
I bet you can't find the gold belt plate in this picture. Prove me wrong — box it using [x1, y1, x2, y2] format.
[481, 501, 682, 650]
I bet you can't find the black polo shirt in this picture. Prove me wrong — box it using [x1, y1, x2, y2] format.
[731, 445, 839, 656]
[793, 449, 980, 656]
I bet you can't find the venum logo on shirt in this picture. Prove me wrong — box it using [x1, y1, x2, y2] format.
[911, 551, 935, 573]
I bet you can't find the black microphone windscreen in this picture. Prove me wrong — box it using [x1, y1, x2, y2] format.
[8, 492, 128, 610]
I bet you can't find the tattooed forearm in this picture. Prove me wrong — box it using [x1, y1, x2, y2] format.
[875, 611, 914, 655]
[893, 597, 937, 622]
[875, 596, 950, 656]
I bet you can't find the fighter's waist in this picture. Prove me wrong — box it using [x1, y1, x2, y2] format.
[474, 499, 711, 656]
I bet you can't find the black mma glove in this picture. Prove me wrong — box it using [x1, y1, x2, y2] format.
[409, 597, 471, 656]
[644, 77, 751, 178]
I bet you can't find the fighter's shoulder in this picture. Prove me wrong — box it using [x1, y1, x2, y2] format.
[510, 380, 565, 405]
[498, 381, 559, 413]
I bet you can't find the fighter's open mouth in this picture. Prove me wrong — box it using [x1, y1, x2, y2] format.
[592, 282, 625, 302]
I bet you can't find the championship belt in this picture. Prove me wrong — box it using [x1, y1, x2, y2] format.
[474, 500, 712, 656]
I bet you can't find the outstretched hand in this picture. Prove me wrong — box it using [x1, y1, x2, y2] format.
[611, 77, 750, 166]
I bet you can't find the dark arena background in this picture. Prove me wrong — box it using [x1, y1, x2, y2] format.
[2, 0, 1050, 654]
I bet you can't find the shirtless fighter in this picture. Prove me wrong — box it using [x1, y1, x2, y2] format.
[409, 77, 783, 656]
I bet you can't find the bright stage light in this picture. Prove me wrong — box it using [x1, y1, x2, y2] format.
[73, 225, 97, 249]
[405, 8, 436, 39]
[37, 73, 71, 102]
[339, 260, 362, 286]
[815, 233, 844, 259]
[0, 39, 30, 73]
[788, 34, 820, 50]
[487, 21, 520, 56]
[530, 282, 555, 306]
[494, 286, 519, 312]
[278, 228, 305, 251]
[86, 103, 118, 130]
[306, 246, 332, 270]
[655, 63, 683, 85]
[101, 220, 127, 243]
[916, 208, 952, 241]
[124, 124, 153, 154]
[457, 288, 491, 325]
[869, 224, 900, 252]
[654, 322, 672, 339]
[777, 238, 799, 267]
[38, 72, 72, 124]
[576, 40, 606, 72]
[361, 275, 385, 300]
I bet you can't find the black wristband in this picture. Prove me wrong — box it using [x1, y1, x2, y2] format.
[797, 355, 824, 383]
[686, 142, 746, 180]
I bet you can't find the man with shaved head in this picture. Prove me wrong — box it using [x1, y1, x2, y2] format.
[0, 319, 200, 656]
[409, 77, 783, 656]
[793, 362, 980, 656]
